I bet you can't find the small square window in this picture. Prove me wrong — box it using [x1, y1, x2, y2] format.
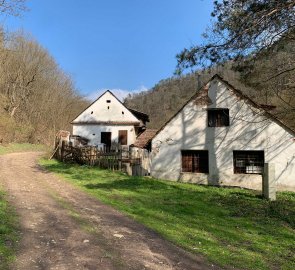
[106, 100, 111, 103]
[208, 109, 229, 127]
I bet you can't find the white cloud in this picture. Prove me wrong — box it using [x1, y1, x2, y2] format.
[86, 85, 148, 102]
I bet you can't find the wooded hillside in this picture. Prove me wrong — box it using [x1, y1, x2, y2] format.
[0, 29, 89, 144]
[123, 67, 243, 129]
[124, 47, 295, 131]
[126, 0, 295, 132]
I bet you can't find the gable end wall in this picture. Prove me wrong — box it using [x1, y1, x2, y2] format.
[151, 78, 295, 189]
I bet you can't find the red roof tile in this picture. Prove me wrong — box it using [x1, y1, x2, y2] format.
[132, 129, 158, 148]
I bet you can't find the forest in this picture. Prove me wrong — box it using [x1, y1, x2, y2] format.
[0, 29, 88, 144]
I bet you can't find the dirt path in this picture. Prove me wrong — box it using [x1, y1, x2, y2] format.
[0, 152, 220, 270]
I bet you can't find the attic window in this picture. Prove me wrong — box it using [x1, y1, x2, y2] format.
[208, 108, 229, 127]
[106, 100, 111, 103]
[122, 111, 124, 115]
[91, 111, 93, 114]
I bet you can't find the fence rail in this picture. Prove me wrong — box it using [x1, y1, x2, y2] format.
[53, 141, 144, 176]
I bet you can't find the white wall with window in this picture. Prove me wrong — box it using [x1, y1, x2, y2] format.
[72, 124, 136, 148]
[72, 91, 140, 148]
[151, 76, 295, 190]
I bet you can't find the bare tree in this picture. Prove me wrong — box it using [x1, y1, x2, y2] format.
[0, 0, 27, 17]
[0, 30, 89, 144]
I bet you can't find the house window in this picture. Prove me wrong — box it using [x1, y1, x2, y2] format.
[118, 130, 128, 145]
[106, 100, 111, 103]
[181, 150, 209, 173]
[233, 150, 264, 174]
[208, 108, 229, 127]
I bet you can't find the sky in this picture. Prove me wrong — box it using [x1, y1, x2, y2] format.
[2, 0, 213, 100]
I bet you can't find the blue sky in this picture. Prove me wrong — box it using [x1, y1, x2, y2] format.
[3, 0, 213, 99]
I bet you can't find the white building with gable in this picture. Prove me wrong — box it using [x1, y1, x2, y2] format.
[150, 75, 295, 190]
[71, 90, 149, 149]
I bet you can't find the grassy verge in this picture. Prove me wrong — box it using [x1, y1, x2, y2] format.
[40, 159, 295, 270]
[0, 190, 18, 269]
[0, 143, 48, 155]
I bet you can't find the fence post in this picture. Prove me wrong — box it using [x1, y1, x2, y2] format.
[262, 163, 276, 201]
[61, 141, 66, 162]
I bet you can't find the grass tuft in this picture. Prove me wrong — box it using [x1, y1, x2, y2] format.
[0, 190, 19, 269]
[40, 159, 295, 270]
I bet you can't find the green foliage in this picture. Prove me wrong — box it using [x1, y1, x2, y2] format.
[175, 0, 295, 132]
[176, 0, 295, 71]
[0, 190, 19, 269]
[40, 159, 295, 270]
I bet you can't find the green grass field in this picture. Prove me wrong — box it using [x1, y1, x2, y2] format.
[0, 190, 18, 269]
[40, 159, 295, 270]
[0, 143, 48, 155]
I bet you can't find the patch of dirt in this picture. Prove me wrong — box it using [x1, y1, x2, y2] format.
[0, 152, 222, 270]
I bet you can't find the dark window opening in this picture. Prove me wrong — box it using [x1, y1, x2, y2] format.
[118, 130, 128, 145]
[146, 141, 152, 152]
[101, 132, 112, 151]
[106, 100, 111, 103]
[92, 134, 95, 136]
[107, 106, 110, 109]
[208, 108, 229, 127]
[122, 111, 124, 114]
[181, 150, 209, 173]
[91, 111, 93, 114]
[233, 150, 264, 174]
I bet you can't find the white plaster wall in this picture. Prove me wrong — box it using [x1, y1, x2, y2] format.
[72, 91, 139, 123]
[151, 78, 295, 189]
[72, 124, 137, 147]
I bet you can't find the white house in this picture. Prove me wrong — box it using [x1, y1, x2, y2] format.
[150, 75, 295, 190]
[71, 90, 149, 149]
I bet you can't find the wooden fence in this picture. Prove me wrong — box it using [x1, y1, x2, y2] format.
[53, 141, 143, 175]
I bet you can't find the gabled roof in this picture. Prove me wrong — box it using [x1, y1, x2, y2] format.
[150, 74, 295, 141]
[128, 108, 150, 122]
[212, 74, 295, 136]
[132, 129, 158, 148]
[71, 90, 141, 125]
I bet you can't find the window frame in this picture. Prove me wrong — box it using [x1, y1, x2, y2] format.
[207, 108, 230, 127]
[233, 150, 264, 175]
[181, 150, 209, 174]
[118, 130, 128, 146]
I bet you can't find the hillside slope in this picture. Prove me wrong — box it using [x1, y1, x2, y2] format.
[124, 67, 253, 129]
[124, 67, 294, 131]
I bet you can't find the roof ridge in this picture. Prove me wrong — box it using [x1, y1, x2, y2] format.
[148, 74, 295, 142]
